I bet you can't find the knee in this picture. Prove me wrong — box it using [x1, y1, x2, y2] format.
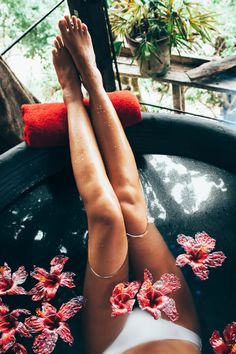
[86, 194, 124, 231]
[116, 185, 148, 230]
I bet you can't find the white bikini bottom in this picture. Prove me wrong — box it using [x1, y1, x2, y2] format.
[103, 308, 202, 354]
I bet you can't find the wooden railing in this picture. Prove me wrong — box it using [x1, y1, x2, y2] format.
[116, 47, 236, 113]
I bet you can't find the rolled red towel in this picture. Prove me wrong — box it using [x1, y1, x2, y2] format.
[22, 90, 141, 148]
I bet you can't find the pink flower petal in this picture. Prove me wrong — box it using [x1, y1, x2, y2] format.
[223, 322, 236, 345]
[15, 322, 31, 338]
[41, 285, 59, 302]
[115, 281, 141, 300]
[0, 299, 9, 316]
[0, 264, 11, 279]
[143, 269, 153, 283]
[50, 255, 68, 275]
[176, 235, 195, 253]
[57, 323, 74, 345]
[11, 309, 31, 318]
[58, 297, 84, 321]
[206, 252, 226, 268]
[0, 333, 16, 353]
[159, 296, 179, 322]
[176, 254, 192, 267]
[192, 263, 209, 280]
[209, 330, 227, 354]
[33, 330, 58, 354]
[25, 316, 44, 333]
[195, 232, 216, 252]
[153, 273, 181, 295]
[12, 343, 27, 354]
[41, 303, 57, 317]
[7, 287, 27, 296]
[137, 295, 161, 320]
[12, 267, 28, 286]
[59, 272, 76, 288]
[110, 281, 141, 317]
[28, 283, 46, 301]
[30, 267, 49, 282]
[111, 298, 136, 317]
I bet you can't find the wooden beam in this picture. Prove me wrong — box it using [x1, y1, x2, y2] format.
[115, 58, 236, 94]
[187, 54, 236, 80]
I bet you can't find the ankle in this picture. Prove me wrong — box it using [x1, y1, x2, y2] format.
[83, 68, 104, 94]
[62, 86, 83, 105]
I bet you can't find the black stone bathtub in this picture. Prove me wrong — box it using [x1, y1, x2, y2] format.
[0, 113, 235, 354]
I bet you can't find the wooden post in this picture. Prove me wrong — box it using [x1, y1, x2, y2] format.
[172, 84, 185, 112]
[67, 0, 116, 92]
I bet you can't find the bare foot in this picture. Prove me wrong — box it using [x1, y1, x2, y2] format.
[58, 16, 103, 93]
[52, 35, 83, 104]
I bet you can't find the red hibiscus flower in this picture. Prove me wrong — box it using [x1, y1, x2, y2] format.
[28, 256, 76, 301]
[110, 281, 141, 317]
[12, 343, 27, 354]
[0, 264, 28, 296]
[0, 298, 31, 354]
[25, 297, 84, 353]
[176, 232, 226, 280]
[210, 322, 236, 354]
[0, 340, 27, 354]
[137, 269, 181, 321]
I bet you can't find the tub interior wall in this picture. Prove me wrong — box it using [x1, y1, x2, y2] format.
[0, 154, 235, 354]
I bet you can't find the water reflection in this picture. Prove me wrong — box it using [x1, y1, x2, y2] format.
[148, 155, 227, 214]
[34, 230, 45, 241]
[140, 172, 166, 221]
[59, 245, 68, 254]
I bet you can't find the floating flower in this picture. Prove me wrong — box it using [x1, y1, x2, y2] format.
[29, 255, 76, 301]
[12, 343, 27, 354]
[0, 341, 27, 354]
[176, 232, 226, 280]
[110, 281, 141, 317]
[137, 269, 181, 321]
[0, 264, 28, 296]
[0, 298, 9, 317]
[209, 322, 236, 353]
[25, 296, 84, 354]
[0, 299, 31, 353]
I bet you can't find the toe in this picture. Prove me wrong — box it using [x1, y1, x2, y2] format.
[52, 48, 58, 59]
[58, 19, 68, 36]
[81, 23, 88, 33]
[56, 35, 64, 47]
[72, 16, 77, 30]
[54, 39, 60, 50]
[77, 18, 82, 32]
[64, 15, 72, 31]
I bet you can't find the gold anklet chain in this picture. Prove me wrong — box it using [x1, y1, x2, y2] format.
[88, 254, 128, 279]
[126, 219, 149, 238]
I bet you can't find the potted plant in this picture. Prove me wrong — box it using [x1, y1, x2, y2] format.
[109, 0, 217, 77]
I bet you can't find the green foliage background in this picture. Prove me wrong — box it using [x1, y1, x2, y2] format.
[0, 0, 235, 113]
[0, 0, 66, 60]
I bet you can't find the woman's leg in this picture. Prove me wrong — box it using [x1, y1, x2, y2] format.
[52, 36, 128, 354]
[58, 16, 200, 337]
[58, 15, 148, 236]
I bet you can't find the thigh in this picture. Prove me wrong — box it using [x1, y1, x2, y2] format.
[123, 339, 201, 354]
[128, 223, 200, 333]
[81, 257, 129, 354]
